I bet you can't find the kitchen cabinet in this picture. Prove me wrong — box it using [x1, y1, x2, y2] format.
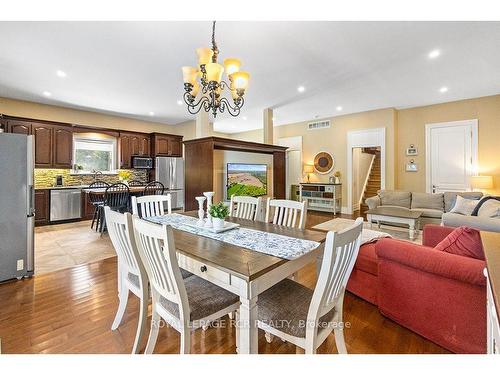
[151, 133, 183, 157]
[119, 132, 151, 168]
[32, 123, 53, 168]
[52, 125, 73, 168]
[7, 120, 31, 135]
[81, 192, 96, 220]
[34, 189, 49, 226]
[5, 119, 73, 169]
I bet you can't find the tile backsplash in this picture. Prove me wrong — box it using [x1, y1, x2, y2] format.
[34, 169, 148, 188]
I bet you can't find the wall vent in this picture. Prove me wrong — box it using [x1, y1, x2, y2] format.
[307, 120, 330, 130]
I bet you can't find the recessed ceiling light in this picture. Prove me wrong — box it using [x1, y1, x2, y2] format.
[439, 86, 448, 93]
[176, 100, 183, 106]
[149, 111, 155, 116]
[336, 106, 343, 111]
[297, 86, 305, 93]
[242, 116, 248, 120]
[428, 49, 441, 59]
[56, 70, 67, 78]
[42, 91, 52, 97]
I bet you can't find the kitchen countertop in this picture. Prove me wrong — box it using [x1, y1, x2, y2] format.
[35, 185, 90, 190]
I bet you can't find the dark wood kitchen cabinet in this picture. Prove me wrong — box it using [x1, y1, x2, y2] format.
[151, 133, 183, 157]
[7, 120, 31, 135]
[34, 189, 49, 226]
[32, 123, 53, 168]
[81, 192, 96, 220]
[52, 125, 73, 168]
[119, 132, 151, 168]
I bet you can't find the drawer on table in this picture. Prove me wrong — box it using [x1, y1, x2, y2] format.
[177, 253, 230, 285]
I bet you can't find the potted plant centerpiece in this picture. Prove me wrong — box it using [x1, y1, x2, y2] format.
[208, 201, 229, 230]
[118, 170, 132, 186]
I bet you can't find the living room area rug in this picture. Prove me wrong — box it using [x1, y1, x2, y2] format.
[312, 218, 423, 244]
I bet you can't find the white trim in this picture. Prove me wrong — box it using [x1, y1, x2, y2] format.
[346, 128, 386, 215]
[425, 119, 478, 193]
[358, 154, 376, 209]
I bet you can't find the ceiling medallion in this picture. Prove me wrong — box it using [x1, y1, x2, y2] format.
[181, 21, 250, 118]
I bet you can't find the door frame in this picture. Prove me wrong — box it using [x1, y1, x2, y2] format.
[277, 136, 303, 200]
[346, 128, 386, 214]
[425, 119, 478, 193]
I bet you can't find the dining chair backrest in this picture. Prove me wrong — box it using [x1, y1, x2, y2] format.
[131, 194, 172, 218]
[133, 217, 190, 322]
[307, 217, 363, 326]
[88, 180, 110, 204]
[128, 180, 144, 187]
[229, 195, 262, 221]
[104, 206, 144, 281]
[265, 198, 307, 229]
[105, 183, 130, 212]
[144, 181, 165, 196]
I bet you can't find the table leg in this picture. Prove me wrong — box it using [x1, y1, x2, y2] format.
[238, 296, 258, 354]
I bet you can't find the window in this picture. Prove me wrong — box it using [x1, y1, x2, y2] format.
[73, 134, 117, 173]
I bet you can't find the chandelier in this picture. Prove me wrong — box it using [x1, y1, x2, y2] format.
[181, 21, 250, 118]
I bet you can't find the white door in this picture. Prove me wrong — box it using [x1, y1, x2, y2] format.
[277, 137, 302, 200]
[425, 120, 478, 193]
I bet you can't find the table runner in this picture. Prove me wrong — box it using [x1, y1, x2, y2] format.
[145, 213, 320, 260]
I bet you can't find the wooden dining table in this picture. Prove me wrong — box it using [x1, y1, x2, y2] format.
[170, 211, 327, 354]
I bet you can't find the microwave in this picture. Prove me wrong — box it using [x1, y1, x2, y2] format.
[132, 156, 153, 169]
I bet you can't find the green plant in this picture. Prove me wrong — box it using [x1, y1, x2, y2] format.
[209, 201, 229, 219]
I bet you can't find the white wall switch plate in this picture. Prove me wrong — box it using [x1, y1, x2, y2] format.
[16, 259, 24, 271]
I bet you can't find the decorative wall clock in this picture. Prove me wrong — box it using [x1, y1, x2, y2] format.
[313, 151, 334, 174]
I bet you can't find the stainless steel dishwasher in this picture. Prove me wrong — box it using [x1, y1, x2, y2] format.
[50, 188, 82, 222]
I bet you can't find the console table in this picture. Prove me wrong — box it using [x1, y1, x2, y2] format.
[298, 183, 341, 214]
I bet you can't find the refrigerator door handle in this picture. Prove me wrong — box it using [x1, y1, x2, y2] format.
[28, 185, 35, 217]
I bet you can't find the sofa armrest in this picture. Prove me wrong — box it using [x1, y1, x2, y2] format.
[375, 238, 486, 286]
[422, 224, 455, 247]
[365, 195, 381, 209]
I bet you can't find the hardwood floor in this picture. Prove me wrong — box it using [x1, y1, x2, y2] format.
[0, 211, 449, 354]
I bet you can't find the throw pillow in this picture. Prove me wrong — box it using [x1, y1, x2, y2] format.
[449, 195, 479, 216]
[478, 199, 500, 218]
[471, 196, 500, 216]
[434, 226, 485, 260]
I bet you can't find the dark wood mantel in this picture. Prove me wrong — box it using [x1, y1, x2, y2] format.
[183, 136, 288, 211]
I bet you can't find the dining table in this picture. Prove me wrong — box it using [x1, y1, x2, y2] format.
[148, 211, 327, 354]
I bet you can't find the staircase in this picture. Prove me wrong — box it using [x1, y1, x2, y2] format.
[359, 148, 381, 216]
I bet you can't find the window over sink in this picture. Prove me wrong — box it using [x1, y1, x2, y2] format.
[73, 133, 117, 173]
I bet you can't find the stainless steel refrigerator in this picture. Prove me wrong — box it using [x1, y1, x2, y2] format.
[155, 156, 184, 210]
[0, 133, 35, 282]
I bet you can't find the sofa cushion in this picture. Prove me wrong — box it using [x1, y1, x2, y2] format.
[471, 196, 500, 217]
[444, 192, 483, 212]
[449, 195, 480, 216]
[353, 242, 378, 276]
[442, 212, 500, 232]
[378, 190, 411, 208]
[477, 199, 500, 218]
[410, 192, 444, 211]
[434, 226, 485, 260]
[410, 208, 443, 219]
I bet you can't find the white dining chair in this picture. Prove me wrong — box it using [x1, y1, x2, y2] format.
[257, 217, 364, 354]
[229, 195, 262, 221]
[104, 206, 149, 354]
[131, 194, 172, 218]
[132, 217, 241, 354]
[265, 198, 307, 229]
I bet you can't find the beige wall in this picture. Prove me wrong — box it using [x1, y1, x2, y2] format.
[231, 108, 397, 209]
[0, 97, 196, 138]
[396, 94, 500, 194]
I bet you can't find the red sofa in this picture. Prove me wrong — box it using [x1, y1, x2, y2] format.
[346, 225, 486, 353]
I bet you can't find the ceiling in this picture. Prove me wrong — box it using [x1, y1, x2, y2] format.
[0, 21, 499, 133]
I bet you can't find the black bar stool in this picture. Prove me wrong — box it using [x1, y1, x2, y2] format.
[88, 181, 110, 231]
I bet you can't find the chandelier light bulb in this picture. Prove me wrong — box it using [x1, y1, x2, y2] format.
[205, 63, 224, 83]
[224, 58, 241, 76]
[196, 47, 214, 66]
[232, 71, 250, 90]
[182, 66, 198, 84]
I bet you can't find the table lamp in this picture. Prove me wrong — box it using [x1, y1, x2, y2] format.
[470, 175, 493, 192]
[304, 164, 314, 183]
